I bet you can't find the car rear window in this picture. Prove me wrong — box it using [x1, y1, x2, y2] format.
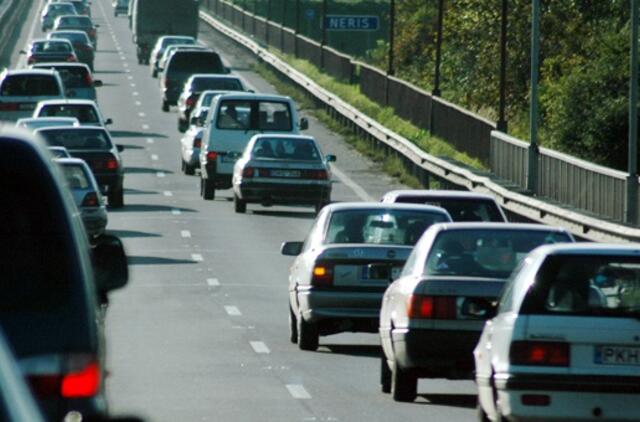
[521, 255, 640, 317]
[326, 209, 450, 246]
[424, 229, 572, 278]
[0, 75, 61, 96]
[216, 100, 292, 131]
[32, 41, 72, 53]
[61, 164, 90, 189]
[58, 16, 92, 27]
[51, 32, 89, 44]
[251, 137, 321, 161]
[39, 104, 99, 124]
[39, 129, 112, 150]
[42, 67, 90, 88]
[168, 52, 224, 73]
[394, 196, 505, 222]
[193, 78, 242, 92]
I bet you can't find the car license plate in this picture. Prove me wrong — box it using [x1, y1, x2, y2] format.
[221, 155, 238, 163]
[363, 265, 403, 281]
[595, 345, 640, 366]
[271, 169, 301, 178]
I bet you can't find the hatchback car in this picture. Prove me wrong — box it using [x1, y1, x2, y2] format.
[281, 203, 452, 351]
[150, 36, 197, 77]
[15, 116, 80, 130]
[57, 157, 108, 238]
[41, 1, 77, 31]
[0, 69, 65, 122]
[53, 15, 98, 48]
[36, 126, 125, 207]
[379, 223, 574, 402]
[48, 30, 95, 70]
[475, 243, 640, 422]
[232, 135, 335, 213]
[33, 99, 112, 127]
[21, 39, 77, 66]
[0, 127, 127, 420]
[31, 63, 102, 101]
[177, 74, 245, 131]
[381, 190, 508, 222]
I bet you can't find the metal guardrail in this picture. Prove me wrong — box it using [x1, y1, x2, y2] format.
[0, 0, 32, 69]
[199, 10, 640, 243]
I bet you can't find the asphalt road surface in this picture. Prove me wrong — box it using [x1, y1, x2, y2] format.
[14, 1, 478, 420]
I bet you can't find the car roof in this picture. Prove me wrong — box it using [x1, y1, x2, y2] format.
[55, 157, 89, 167]
[30, 38, 72, 45]
[383, 189, 499, 201]
[18, 117, 79, 123]
[35, 125, 106, 133]
[1, 69, 58, 77]
[189, 74, 240, 81]
[31, 62, 90, 70]
[532, 243, 640, 257]
[324, 202, 451, 214]
[215, 92, 293, 102]
[37, 99, 98, 106]
[428, 222, 568, 232]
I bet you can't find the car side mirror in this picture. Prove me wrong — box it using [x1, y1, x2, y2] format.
[94, 80, 103, 87]
[299, 117, 309, 131]
[461, 298, 497, 319]
[116, 144, 124, 152]
[105, 118, 113, 125]
[325, 154, 336, 163]
[224, 67, 231, 74]
[93, 234, 128, 294]
[281, 241, 303, 256]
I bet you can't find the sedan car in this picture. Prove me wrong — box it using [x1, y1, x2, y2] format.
[36, 126, 125, 207]
[0, 69, 65, 121]
[156, 44, 208, 79]
[232, 135, 335, 213]
[381, 190, 508, 222]
[180, 126, 204, 175]
[41, 1, 77, 31]
[281, 203, 452, 351]
[31, 63, 102, 101]
[379, 223, 574, 402]
[149, 36, 197, 78]
[53, 15, 98, 49]
[33, 99, 112, 127]
[51, 0, 91, 16]
[475, 243, 640, 422]
[48, 30, 95, 70]
[113, 0, 129, 16]
[21, 39, 77, 65]
[57, 157, 108, 238]
[177, 75, 245, 131]
[15, 116, 80, 130]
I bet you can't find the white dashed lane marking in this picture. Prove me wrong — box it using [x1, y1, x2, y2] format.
[191, 253, 204, 262]
[286, 384, 311, 400]
[207, 278, 220, 287]
[224, 306, 241, 316]
[146, 137, 154, 143]
[180, 230, 191, 238]
[142, 124, 149, 130]
[156, 171, 166, 178]
[151, 154, 158, 160]
[250, 341, 270, 354]
[171, 208, 182, 215]
[163, 191, 173, 197]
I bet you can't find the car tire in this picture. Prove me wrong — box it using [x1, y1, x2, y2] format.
[234, 194, 246, 213]
[297, 315, 318, 351]
[152, 69, 157, 78]
[162, 101, 169, 112]
[178, 119, 188, 133]
[391, 361, 417, 402]
[288, 305, 298, 344]
[202, 177, 215, 200]
[477, 402, 491, 422]
[184, 162, 195, 176]
[108, 185, 124, 208]
[380, 354, 392, 393]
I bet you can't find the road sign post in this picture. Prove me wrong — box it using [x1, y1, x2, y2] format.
[626, 0, 639, 225]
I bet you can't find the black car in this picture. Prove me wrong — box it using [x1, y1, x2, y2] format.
[0, 127, 127, 420]
[36, 126, 125, 207]
[53, 15, 98, 49]
[160, 50, 227, 111]
[49, 30, 96, 70]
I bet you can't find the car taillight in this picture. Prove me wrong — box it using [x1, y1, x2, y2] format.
[311, 263, 334, 287]
[407, 295, 456, 319]
[206, 151, 218, 162]
[242, 167, 254, 178]
[186, 95, 196, 108]
[81, 192, 99, 207]
[510, 341, 570, 367]
[306, 169, 328, 180]
[193, 136, 202, 149]
[66, 54, 77, 62]
[85, 72, 94, 86]
[164, 79, 171, 89]
[27, 375, 60, 398]
[106, 158, 118, 170]
[61, 362, 100, 398]
[0, 103, 18, 111]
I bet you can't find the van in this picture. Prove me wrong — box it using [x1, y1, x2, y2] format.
[198, 93, 309, 199]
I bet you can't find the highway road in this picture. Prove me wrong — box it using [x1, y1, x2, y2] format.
[15, 1, 478, 420]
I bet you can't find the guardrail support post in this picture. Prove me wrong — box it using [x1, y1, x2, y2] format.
[321, 0, 328, 69]
[433, 0, 444, 97]
[626, 0, 639, 225]
[497, 0, 508, 132]
[527, 0, 540, 194]
[294, 0, 300, 56]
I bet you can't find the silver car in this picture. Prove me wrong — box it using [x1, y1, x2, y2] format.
[379, 222, 574, 402]
[281, 203, 452, 351]
[33, 99, 113, 127]
[30, 63, 102, 101]
[15, 116, 80, 130]
[41, 1, 77, 31]
[180, 126, 204, 175]
[232, 134, 335, 213]
[56, 157, 108, 238]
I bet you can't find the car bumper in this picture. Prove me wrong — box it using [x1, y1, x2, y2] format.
[239, 181, 331, 205]
[94, 173, 123, 193]
[297, 287, 384, 323]
[390, 328, 480, 376]
[81, 209, 108, 237]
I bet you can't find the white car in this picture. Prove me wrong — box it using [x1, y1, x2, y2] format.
[0, 69, 65, 122]
[15, 117, 80, 130]
[475, 243, 640, 422]
[33, 99, 112, 127]
[379, 223, 574, 402]
[180, 126, 204, 175]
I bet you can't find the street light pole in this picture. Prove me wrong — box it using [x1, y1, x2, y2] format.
[527, 0, 540, 194]
[294, 0, 300, 56]
[387, 0, 395, 76]
[497, 0, 508, 132]
[321, 0, 328, 68]
[626, 0, 639, 225]
[433, 0, 444, 97]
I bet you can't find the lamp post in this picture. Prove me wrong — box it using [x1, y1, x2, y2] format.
[320, 0, 328, 68]
[527, 0, 540, 194]
[387, 0, 395, 76]
[433, 0, 444, 97]
[626, 0, 639, 225]
[497, 0, 508, 132]
[281, 0, 288, 50]
[294, 0, 300, 56]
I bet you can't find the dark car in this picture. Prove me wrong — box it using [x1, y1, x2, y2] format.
[53, 15, 98, 49]
[31, 62, 102, 101]
[22, 39, 77, 65]
[48, 30, 95, 70]
[41, 2, 77, 32]
[61, 0, 91, 16]
[160, 50, 227, 111]
[36, 126, 125, 207]
[0, 127, 127, 420]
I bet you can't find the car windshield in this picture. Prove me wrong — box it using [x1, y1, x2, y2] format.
[325, 209, 450, 246]
[61, 164, 90, 189]
[0, 75, 60, 96]
[58, 16, 92, 27]
[424, 229, 572, 278]
[39, 104, 99, 123]
[193, 78, 242, 92]
[33, 41, 72, 53]
[394, 196, 504, 222]
[39, 129, 112, 150]
[169, 52, 224, 73]
[51, 32, 88, 44]
[216, 100, 292, 131]
[522, 255, 640, 317]
[251, 137, 321, 161]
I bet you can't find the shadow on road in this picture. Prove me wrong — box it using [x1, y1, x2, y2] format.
[118, 144, 146, 150]
[124, 188, 158, 195]
[110, 204, 197, 213]
[93, 70, 125, 74]
[110, 130, 168, 139]
[252, 210, 317, 220]
[317, 344, 380, 358]
[127, 256, 199, 265]
[108, 229, 162, 238]
[124, 167, 174, 175]
[418, 393, 477, 409]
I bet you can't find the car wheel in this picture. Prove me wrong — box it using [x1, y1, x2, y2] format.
[288, 305, 298, 344]
[108, 185, 124, 208]
[477, 402, 491, 422]
[184, 162, 195, 176]
[234, 193, 246, 213]
[380, 354, 391, 393]
[178, 119, 188, 133]
[202, 177, 215, 200]
[162, 101, 169, 112]
[297, 315, 318, 351]
[391, 361, 417, 402]
[152, 69, 157, 78]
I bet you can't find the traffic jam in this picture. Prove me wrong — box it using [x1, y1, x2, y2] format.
[0, 0, 639, 421]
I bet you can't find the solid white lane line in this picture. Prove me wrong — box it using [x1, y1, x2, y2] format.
[286, 384, 311, 399]
[250, 341, 270, 354]
[191, 253, 204, 262]
[163, 191, 173, 197]
[156, 171, 165, 178]
[151, 154, 158, 160]
[224, 306, 241, 316]
[171, 208, 182, 215]
[330, 165, 374, 201]
[206, 278, 220, 287]
[180, 230, 191, 238]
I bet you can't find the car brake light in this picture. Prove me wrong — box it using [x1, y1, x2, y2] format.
[27, 375, 60, 398]
[510, 341, 570, 367]
[311, 263, 334, 287]
[407, 295, 456, 319]
[242, 167, 254, 178]
[61, 361, 100, 398]
[0, 103, 18, 111]
[106, 158, 118, 170]
[193, 137, 202, 149]
[85, 72, 94, 86]
[27, 56, 35, 64]
[310, 169, 328, 180]
[206, 151, 218, 162]
[186, 95, 196, 108]
[66, 55, 76, 62]
[81, 192, 99, 207]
